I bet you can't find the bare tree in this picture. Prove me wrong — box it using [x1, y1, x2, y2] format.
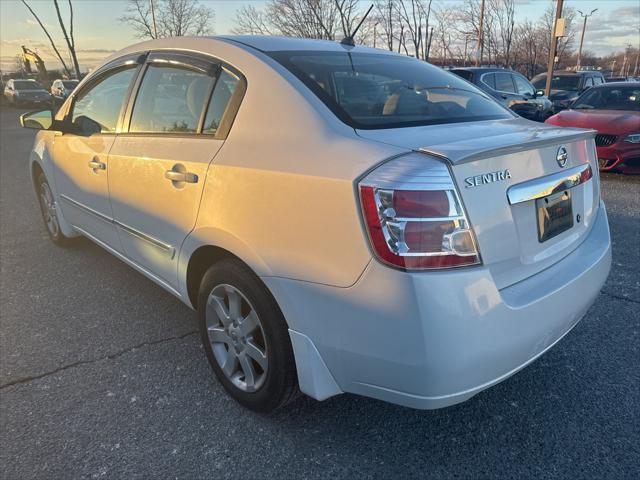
[20, 0, 72, 77]
[373, 0, 399, 51]
[120, 0, 215, 39]
[233, 0, 367, 42]
[53, 0, 81, 79]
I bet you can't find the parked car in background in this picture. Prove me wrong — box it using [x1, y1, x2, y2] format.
[51, 79, 79, 100]
[531, 70, 606, 113]
[546, 82, 640, 174]
[450, 67, 553, 121]
[19, 36, 610, 412]
[4, 79, 51, 107]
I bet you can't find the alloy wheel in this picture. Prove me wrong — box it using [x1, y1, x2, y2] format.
[205, 284, 268, 393]
[39, 182, 60, 238]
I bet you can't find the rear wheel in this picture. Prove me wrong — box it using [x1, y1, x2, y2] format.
[36, 173, 72, 246]
[198, 259, 299, 412]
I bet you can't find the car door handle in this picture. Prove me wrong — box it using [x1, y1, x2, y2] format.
[88, 159, 106, 170]
[165, 170, 198, 184]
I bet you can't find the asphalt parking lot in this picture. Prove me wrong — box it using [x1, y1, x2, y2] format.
[0, 105, 638, 480]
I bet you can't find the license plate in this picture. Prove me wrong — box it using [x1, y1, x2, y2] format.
[536, 190, 573, 243]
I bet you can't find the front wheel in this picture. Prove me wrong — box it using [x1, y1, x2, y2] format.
[36, 173, 73, 246]
[198, 259, 299, 412]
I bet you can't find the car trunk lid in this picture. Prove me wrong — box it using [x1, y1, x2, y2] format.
[356, 119, 600, 289]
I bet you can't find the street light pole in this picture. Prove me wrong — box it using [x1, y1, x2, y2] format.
[544, 0, 564, 98]
[150, 0, 158, 39]
[576, 9, 597, 70]
[475, 0, 485, 67]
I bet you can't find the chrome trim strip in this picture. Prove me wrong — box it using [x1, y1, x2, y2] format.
[115, 221, 176, 258]
[60, 194, 113, 223]
[60, 194, 175, 257]
[507, 163, 592, 205]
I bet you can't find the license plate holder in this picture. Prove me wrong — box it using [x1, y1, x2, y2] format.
[536, 190, 573, 243]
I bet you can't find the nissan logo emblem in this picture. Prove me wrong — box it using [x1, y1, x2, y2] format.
[556, 147, 568, 168]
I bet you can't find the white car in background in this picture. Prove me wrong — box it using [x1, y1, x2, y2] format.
[20, 36, 611, 412]
[50, 78, 79, 100]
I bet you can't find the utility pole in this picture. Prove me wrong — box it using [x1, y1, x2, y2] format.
[544, 0, 564, 97]
[475, 0, 485, 67]
[620, 44, 631, 76]
[149, 0, 158, 39]
[576, 9, 597, 70]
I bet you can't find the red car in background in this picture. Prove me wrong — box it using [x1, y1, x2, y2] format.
[545, 82, 640, 174]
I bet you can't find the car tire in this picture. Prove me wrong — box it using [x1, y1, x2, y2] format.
[198, 259, 300, 412]
[36, 173, 73, 246]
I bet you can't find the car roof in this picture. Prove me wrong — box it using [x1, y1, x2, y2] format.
[451, 67, 517, 73]
[215, 35, 396, 55]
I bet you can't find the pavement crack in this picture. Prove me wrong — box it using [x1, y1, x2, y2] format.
[601, 290, 640, 305]
[0, 330, 198, 390]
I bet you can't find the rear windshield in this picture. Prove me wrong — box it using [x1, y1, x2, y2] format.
[270, 51, 512, 129]
[532, 75, 581, 91]
[13, 81, 44, 90]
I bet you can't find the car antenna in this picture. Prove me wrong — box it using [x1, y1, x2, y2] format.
[340, 4, 374, 47]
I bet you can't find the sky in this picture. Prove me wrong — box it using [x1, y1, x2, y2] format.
[0, 0, 638, 73]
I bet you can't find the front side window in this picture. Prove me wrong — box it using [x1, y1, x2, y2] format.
[129, 64, 215, 134]
[271, 51, 511, 129]
[513, 75, 535, 96]
[72, 66, 137, 133]
[494, 73, 515, 93]
[203, 69, 240, 135]
[583, 77, 594, 88]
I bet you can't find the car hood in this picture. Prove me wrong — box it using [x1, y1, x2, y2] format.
[550, 109, 640, 135]
[355, 118, 595, 164]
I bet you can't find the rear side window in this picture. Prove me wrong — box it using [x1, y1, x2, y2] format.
[72, 66, 137, 133]
[451, 70, 473, 82]
[129, 64, 215, 133]
[494, 73, 515, 93]
[271, 51, 511, 129]
[203, 69, 240, 135]
[482, 73, 496, 89]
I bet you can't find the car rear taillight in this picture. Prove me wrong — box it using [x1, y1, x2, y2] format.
[358, 153, 480, 270]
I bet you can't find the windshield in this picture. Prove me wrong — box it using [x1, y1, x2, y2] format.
[573, 86, 640, 111]
[532, 75, 581, 91]
[270, 51, 511, 129]
[62, 80, 78, 89]
[13, 81, 44, 91]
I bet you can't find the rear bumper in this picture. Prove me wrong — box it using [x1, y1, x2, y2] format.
[265, 203, 611, 409]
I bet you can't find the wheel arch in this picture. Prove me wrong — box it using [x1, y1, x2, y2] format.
[180, 230, 274, 310]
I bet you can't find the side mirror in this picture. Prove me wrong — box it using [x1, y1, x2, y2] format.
[74, 115, 102, 136]
[19, 109, 53, 130]
[536, 89, 545, 97]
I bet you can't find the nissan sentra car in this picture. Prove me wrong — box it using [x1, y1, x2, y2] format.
[20, 36, 611, 412]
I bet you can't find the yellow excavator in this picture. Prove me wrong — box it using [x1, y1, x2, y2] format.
[21, 46, 49, 87]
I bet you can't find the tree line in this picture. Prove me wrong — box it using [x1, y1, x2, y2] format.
[16, 0, 638, 80]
